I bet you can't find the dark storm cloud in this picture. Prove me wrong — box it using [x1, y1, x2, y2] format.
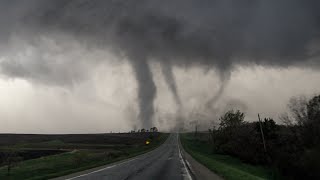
[5, 0, 318, 67]
[0, 0, 320, 127]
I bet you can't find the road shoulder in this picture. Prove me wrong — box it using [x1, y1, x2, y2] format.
[179, 136, 223, 180]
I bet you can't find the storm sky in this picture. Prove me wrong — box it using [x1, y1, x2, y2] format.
[0, 0, 319, 133]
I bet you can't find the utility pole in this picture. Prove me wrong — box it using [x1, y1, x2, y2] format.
[258, 114, 274, 179]
[195, 122, 198, 137]
[258, 114, 267, 153]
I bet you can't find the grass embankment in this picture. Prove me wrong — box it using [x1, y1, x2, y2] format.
[0, 133, 169, 180]
[180, 133, 274, 180]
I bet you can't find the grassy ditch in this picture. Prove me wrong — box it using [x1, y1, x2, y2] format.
[180, 133, 275, 180]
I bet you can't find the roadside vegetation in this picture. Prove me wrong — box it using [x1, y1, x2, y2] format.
[181, 94, 320, 180]
[0, 131, 168, 180]
[181, 133, 273, 180]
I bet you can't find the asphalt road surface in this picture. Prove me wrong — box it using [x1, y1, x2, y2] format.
[60, 134, 192, 180]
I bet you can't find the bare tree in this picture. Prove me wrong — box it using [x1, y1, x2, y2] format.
[4, 150, 23, 175]
[279, 112, 294, 126]
[287, 96, 308, 125]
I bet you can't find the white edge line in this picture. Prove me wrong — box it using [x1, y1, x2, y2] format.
[66, 158, 138, 180]
[177, 134, 193, 180]
[185, 160, 194, 174]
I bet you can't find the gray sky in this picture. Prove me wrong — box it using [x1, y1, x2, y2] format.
[0, 0, 319, 133]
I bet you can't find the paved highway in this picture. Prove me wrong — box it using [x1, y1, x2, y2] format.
[59, 134, 192, 180]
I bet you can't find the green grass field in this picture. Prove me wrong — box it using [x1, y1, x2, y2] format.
[180, 133, 275, 180]
[0, 133, 169, 180]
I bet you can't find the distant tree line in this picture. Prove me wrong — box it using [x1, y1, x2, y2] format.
[130, 127, 158, 133]
[208, 94, 320, 179]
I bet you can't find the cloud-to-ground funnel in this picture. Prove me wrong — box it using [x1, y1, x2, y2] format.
[161, 62, 182, 107]
[130, 57, 156, 128]
[206, 70, 231, 109]
[0, 0, 320, 127]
